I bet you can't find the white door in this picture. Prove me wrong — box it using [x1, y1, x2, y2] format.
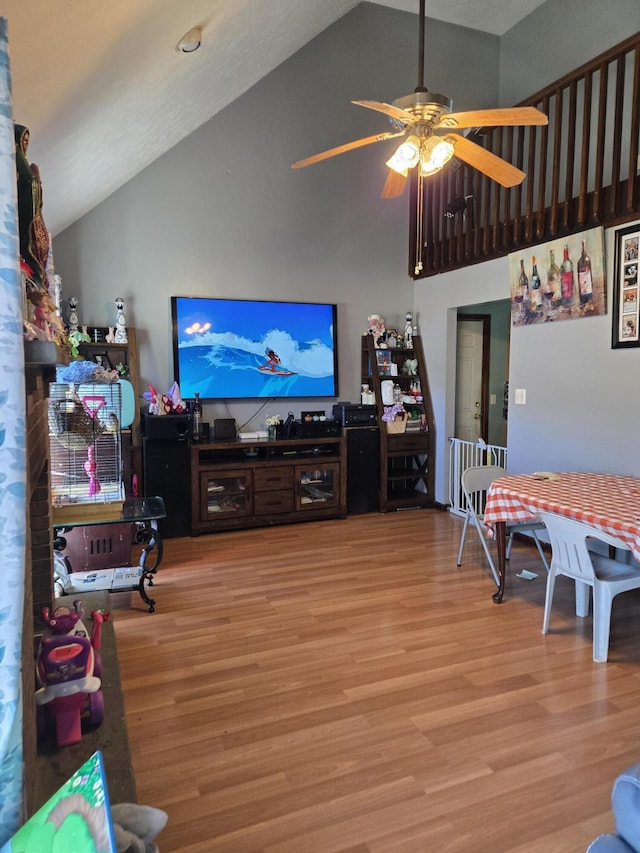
[455, 318, 485, 442]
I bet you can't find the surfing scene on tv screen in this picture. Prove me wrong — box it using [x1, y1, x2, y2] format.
[172, 297, 338, 399]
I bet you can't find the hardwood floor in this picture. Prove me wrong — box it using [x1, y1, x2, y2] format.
[112, 510, 640, 852]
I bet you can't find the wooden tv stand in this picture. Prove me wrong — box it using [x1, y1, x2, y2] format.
[190, 436, 347, 535]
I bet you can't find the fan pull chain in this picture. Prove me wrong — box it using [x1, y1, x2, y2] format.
[415, 171, 424, 275]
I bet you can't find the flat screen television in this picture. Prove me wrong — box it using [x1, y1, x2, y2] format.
[171, 296, 338, 400]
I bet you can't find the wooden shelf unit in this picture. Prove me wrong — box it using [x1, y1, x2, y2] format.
[190, 436, 347, 535]
[361, 334, 436, 512]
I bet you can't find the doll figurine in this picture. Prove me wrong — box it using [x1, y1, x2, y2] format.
[114, 297, 128, 343]
[404, 312, 413, 348]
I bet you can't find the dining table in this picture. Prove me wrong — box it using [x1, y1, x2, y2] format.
[483, 472, 640, 603]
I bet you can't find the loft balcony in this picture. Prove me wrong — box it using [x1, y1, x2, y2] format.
[410, 32, 640, 279]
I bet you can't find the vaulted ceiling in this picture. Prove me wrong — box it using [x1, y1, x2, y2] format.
[5, 0, 547, 236]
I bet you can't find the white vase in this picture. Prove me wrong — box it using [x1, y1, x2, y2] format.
[381, 380, 394, 405]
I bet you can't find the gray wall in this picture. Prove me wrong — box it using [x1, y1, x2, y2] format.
[52, 3, 498, 436]
[52, 0, 640, 505]
[499, 0, 640, 106]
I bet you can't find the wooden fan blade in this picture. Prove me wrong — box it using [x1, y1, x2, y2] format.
[291, 130, 405, 169]
[380, 169, 408, 199]
[437, 106, 548, 130]
[352, 99, 416, 125]
[449, 134, 526, 187]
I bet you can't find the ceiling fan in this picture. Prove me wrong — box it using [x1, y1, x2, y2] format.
[291, 0, 548, 199]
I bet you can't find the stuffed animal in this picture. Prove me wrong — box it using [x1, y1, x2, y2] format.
[166, 381, 186, 413]
[56, 359, 118, 384]
[145, 382, 185, 415]
[111, 803, 168, 853]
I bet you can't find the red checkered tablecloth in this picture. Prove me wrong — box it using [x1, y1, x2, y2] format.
[483, 472, 640, 560]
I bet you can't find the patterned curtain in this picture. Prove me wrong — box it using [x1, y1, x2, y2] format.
[0, 16, 27, 845]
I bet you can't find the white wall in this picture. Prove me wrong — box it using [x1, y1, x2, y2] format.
[415, 219, 640, 504]
[414, 258, 511, 501]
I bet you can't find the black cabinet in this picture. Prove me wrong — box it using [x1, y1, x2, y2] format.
[142, 437, 190, 538]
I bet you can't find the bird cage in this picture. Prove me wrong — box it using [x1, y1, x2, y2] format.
[48, 381, 124, 522]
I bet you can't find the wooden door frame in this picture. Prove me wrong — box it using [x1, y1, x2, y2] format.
[456, 314, 490, 443]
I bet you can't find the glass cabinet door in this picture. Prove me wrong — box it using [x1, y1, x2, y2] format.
[199, 469, 252, 520]
[295, 463, 340, 511]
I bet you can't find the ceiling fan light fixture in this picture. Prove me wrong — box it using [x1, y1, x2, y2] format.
[419, 137, 454, 176]
[176, 26, 202, 53]
[386, 135, 421, 174]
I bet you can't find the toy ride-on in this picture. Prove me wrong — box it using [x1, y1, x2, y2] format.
[35, 600, 108, 747]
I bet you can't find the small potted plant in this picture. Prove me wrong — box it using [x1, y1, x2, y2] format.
[265, 415, 281, 440]
[381, 403, 407, 434]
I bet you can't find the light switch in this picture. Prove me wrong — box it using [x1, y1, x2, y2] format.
[515, 388, 526, 405]
[490, 394, 497, 405]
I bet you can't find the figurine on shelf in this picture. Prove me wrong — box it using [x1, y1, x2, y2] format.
[32, 291, 50, 335]
[105, 326, 116, 343]
[67, 328, 91, 358]
[25, 285, 57, 341]
[68, 296, 79, 333]
[29, 163, 51, 279]
[53, 274, 62, 317]
[367, 314, 386, 347]
[14, 124, 44, 285]
[114, 297, 128, 343]
[404, 312, 413, 348]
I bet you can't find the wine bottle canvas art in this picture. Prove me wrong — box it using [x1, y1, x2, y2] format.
[507, 226, 606, 327]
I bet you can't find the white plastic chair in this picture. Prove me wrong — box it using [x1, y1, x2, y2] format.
[538, 510, 640, 662]
[457, 465, 550, 586]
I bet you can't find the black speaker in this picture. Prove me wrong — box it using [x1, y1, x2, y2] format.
[142, 437, 191, 538]
[214, 418, 236, 440]
[141, 411, 191, 441]
[346, 427, 380, 514]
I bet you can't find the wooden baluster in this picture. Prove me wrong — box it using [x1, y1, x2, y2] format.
[536, 93, 551, 240]
[524, 125, 537, 243]
[563, 81, 578, 231]
[577, 69, 592, 226]
[548, 89, 563, 237]
[513, 126, 525, 246]
[491, 127, 502, 252]
[481, 168, 491, 257]
[502, 127, 514, 248]
[627, 45, 640, 214]
[610, 51, 626, 216]
[593, 61, 608, 223]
